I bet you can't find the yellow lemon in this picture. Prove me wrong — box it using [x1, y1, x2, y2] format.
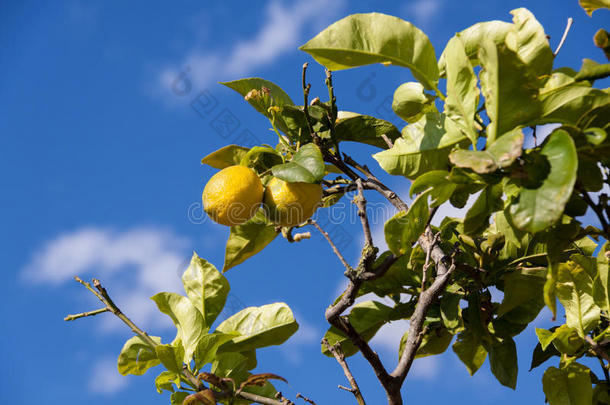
[202, 165, 263, 226]
[263, 177, 323, 227]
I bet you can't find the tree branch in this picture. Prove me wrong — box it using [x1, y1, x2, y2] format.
[309, 219, 352, 272]
[64, 307, 109, 321]
[390, 233, 459, 389]
[296, 393, 318, 405]
[67, 277, 285, 405]
[322, 338, 366, 405]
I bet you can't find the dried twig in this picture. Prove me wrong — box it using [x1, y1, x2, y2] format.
[309, 219, 352, 272]
[296, 393, 318, 405]
[554, 17, 574, 56]
[322, 338, 366, 405]
[67, 277, 284, 405]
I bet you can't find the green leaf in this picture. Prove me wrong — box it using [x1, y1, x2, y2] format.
[439, 20, 513, 75]
[194, 332, 239, 369]
[479, 40, 542, 142]
[240, 146, 283, 174]
[463, 183, 504, 235]
[211, 352, 250, 381]
[334, 113, 401, 148]
[487, 129, 524, 168]
[216, 302, 299, 352]
[155, 343, 185, 374]
[182, 253, 229, 328]
[410, 170, 457, 207]
[448, 129, 524, 174]
[529, 342, 559, 371]
[224, 209, 278, 272]
[171, 392, 189, 405]
[508, 130, 578, 233]
[449, 150, 498, 174]
[117, 335, 162, 376]
[373, 113, 466, 179]
[151, 292, 205, 363]
[221, 78, 294, 137]
[221, 78, 293, 112]
[271, 143, 324, 183]
[574, 58, 610, 82]
[443, 36, 478, 146]
[322, 300, 393, 357]
[300, 13, 439, 90]
[384, 191, 430, 256]
[498, 271, 545, 320]
[452, 329, 487, 376]
[543, 363, 593, 405]
[557, 261, 600, 337]
[400, 327, 453, 359]
[489, 337, 518, 389]
[202, 145, 250, 169]
[579, 0, 610, 16]
[593, 242, 610, 312]
[508, 8, 554, 77]
[441, 292, 464, 334]
[155, 370, 180, 393]
[535, 74, 610, 125]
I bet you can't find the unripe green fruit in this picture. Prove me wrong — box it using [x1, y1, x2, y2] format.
[392, 82, 429, 121]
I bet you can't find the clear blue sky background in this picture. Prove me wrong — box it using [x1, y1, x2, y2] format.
[1, 1, 608, 404]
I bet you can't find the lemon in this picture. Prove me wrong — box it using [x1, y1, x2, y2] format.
[202, 165, 263, 226]
[263, 177, 323, 227]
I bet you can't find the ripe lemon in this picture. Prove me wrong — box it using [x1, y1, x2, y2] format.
[263, 177, 323, 227]
[202, 165, 263, 226]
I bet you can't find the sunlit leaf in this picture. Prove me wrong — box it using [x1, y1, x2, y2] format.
[508, 130, 578, 233]
[202, 145, 250, 169]
[224, 209, 278, 272]
[151, 292, 205, 363]
[300, 13, 439, 90]
[216, 303, 299, 352]
[117, 335, 162, 376]
[543, 363, 593, 405]
[271, 143, 324, 183]
[182, 253, 229, 328]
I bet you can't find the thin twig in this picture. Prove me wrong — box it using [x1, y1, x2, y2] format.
[309, 219, 352, 272]
[380, 134, 394, 148]
[296, 393, 318, 405]
[586, 335, 610, 364]
[322, 338, 366, 405]
[554, 17, 574, 56]
[64, 307, 109, 321]
[420, 231, 440, 291]
[391, 239, 460, 388]
[68, 277, 284, 405]
[355, 179, 373, 248]
[301, 63, 318, 144]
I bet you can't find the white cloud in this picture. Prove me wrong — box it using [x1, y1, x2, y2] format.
[281, 314, 321, 364]
[88, 357, 129, 395]
[158, 0, 346, 93]
[403, 0, 442, 28]
[22, 226, 190, 331]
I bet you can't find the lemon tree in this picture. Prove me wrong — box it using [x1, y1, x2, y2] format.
[67, 3, 610, 405]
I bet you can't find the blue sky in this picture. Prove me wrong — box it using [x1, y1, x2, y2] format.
[1, 0, 608, 404]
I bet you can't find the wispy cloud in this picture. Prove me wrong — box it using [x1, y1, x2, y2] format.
[22, 226, 190, 330]
[281, 313, 321, 364]
[158, 0, 346, 93]
[88, 357, 129, 395]
[402, 0, 442, 28]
